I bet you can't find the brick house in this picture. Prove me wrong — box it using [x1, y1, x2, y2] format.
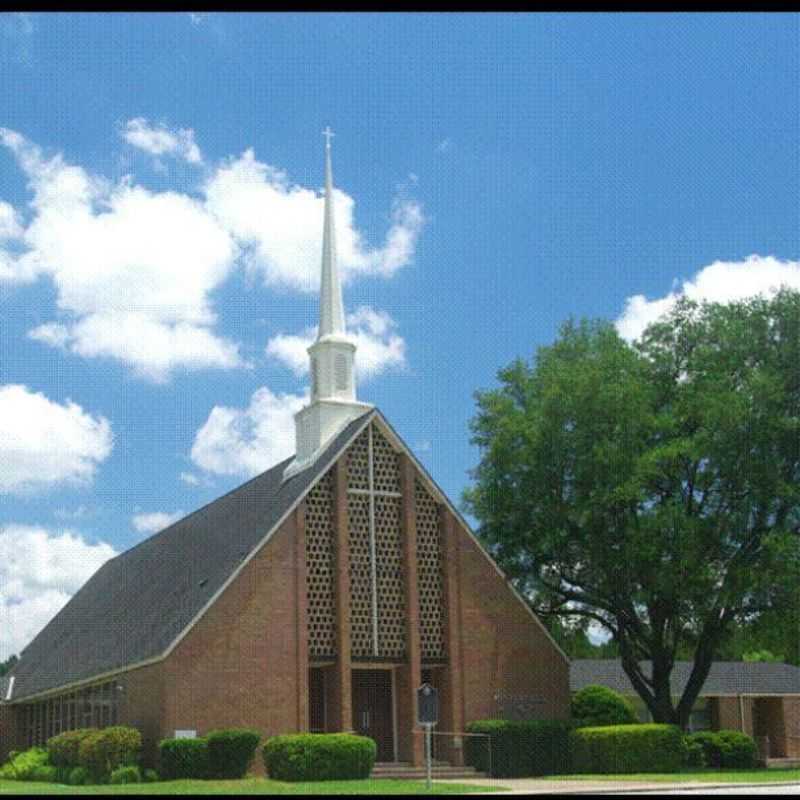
[0, 136, 570, 771]
[571, 659, 800, 761]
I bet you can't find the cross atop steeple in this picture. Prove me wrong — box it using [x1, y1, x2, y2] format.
[322, 126, 335, 148]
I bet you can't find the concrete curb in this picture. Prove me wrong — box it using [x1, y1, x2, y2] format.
[448, 779, 800, 795]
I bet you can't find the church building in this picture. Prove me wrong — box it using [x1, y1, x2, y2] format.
[0, 134, 570, 771]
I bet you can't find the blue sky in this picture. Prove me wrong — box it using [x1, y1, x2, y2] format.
[1, 12, 798, 659]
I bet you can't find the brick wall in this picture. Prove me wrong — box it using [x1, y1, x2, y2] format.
[446, 509, 571, 725]
[0, 703, 21, 764]
[160, 510, 306, 775]
[713, 696, 754, 735]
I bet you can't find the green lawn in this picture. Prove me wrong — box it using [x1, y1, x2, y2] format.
[545, 767, 800, 784]
[0, 778, 503, 795]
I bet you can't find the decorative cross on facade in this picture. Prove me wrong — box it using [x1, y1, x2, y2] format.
[322, 126, 335, 147]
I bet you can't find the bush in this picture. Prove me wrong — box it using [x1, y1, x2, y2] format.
[464, 719, 573, 778]
[570, 723, 684, 774]
[263, 734, 376, 782]
[47, 728, 98, 768]
[143, 768, 160, 783]
[77, 726, 141, 782]
[205, 728, 262, 779]
[28, 765, 59, 783]
[158, 738, 210, 780]
[68, 766, 92, 786]
[110, 765, 141, 784]
[685, 729, 757, 769]
[0, 747, 50, 781]
[682, 737, 706, 768]
[571, 685, 637, 728]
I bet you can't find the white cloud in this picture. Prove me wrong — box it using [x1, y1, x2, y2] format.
[1, 128, 244, 381]
[204, 149, 424, 292]
[131, 510, 184, 535]
[616, 255, 800, 341]
[266, 305, 406, 380]
[179, 471, 200, 486]
[0, 127, 422, 380]
[0, 524, 117, 661]
[122, 117, 202, 164]
[188, 12, 209, 25]
[0, 200, 22, 239]
[190, 387, 307, 477]
[0, 384, 113, 495]
[436, 138, 452, 153]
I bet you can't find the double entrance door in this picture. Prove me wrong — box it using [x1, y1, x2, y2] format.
[352, 669, 395, 762]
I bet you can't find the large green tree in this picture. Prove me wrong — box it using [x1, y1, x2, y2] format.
[464, 290, 800, 728]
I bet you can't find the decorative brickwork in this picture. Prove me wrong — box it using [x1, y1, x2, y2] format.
[305, 470, 336, 657]
[372, 427, 400, 493]
[415, 478, 446, 660]
[375, 494, 406, 658]
[346, 428, 369, 490]
[348, 492, 374, 657]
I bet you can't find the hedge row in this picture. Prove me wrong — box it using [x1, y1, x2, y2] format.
[570, 723, 684, 774]
[263, 734, 376, 782]
[464, 720, 572, 778]
[686, 730, 758, 768]
[571, 685, 637, 728]
[47, 726, 141, 780]
[158, 729, 261, 780]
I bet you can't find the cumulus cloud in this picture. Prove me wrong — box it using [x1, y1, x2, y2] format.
[616, 255, 800, 341]
[204, 149, 424, 291]
[122, 117, 202, 164]
[190, 387, 307, 478]
[0, 524, 117, 661]
[0, 127, 244, 381]
[0, 127, 422, 381]
[266, 305, 406, 380]
[131, 510, 184, 535]
[0, 384, 113, 494]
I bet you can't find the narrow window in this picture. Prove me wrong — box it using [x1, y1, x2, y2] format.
[335, 354, 348, 391]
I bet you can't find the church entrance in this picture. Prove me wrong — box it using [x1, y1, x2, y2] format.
[352, 669, 395, 761]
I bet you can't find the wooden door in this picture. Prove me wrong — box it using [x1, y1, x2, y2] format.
[352, 670, 394, 761]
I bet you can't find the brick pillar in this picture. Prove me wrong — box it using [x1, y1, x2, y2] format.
[397, 454, 424, 766]
[439, 508, 466, 766]
[294, 502, 310, 733]
[329, 457, 353, 732]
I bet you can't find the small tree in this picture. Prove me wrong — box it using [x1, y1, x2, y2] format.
[572, 685, 637, 728]
[465, 290, 800, 727]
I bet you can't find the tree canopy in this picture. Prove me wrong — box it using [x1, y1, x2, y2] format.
[464, 289, 800, 727]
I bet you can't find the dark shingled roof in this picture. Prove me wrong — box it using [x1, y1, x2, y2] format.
[5, 411, 374, 703]
[571, 659, 800, 697]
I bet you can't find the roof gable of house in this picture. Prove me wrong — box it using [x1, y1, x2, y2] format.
[571, 659, 800, 697]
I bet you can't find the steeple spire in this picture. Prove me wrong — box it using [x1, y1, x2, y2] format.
[319, 127, 346, 338]
[283, 129, 373, 481]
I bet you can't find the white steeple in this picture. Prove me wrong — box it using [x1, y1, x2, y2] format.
[283, 129, 372, 480]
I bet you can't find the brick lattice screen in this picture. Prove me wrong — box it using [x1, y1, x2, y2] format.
[305, 470, 336, 658]
[415, 477, 446, 660]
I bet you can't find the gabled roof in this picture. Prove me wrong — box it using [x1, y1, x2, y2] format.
[5, 411, 374, 703]
[571, 659, 800, 697]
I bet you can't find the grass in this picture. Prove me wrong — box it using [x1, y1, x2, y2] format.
[545, 767, 800, 783]
[0, 778, 503, 795]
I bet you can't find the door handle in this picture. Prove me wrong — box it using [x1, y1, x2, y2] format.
[362, 710, 370, 729]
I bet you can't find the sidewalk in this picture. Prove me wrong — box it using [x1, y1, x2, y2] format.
[436, 776, 800, 794]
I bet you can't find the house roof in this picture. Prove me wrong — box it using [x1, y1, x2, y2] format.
[4, 411, 375, 703]
[571, 658, 800, 697]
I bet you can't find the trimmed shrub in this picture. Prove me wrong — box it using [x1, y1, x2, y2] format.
[158, 738, 210, 780]
[464, 719, 572, 778]
[263, 733, 376, 782]
[28, 765, 58, 783]
[110, 765, 141, 784]
[143, 768, 160, 783]
[68, 766, 92, 786]
[681, 737, 706, 768]
[570, 723, 684, 774]
[571, 685, 637, 728]
[686, 730, 757, 769]
[47, 728, 98, 768]
[0, 747, 50, 781]
[77, 726, 141, 782]
[206, 728, 262, 779]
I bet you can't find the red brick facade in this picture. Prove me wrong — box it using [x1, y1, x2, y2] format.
[1, 418, 571, 770]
